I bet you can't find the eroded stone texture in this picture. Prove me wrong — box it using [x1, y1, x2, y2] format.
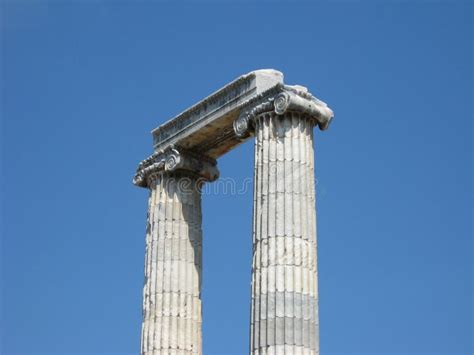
[137, 149, 218, 355]
[231, 83, 332, 355]
[134, 70, 333, 355]
[249, 111, 320, 355]
[152, 69, 284, 158]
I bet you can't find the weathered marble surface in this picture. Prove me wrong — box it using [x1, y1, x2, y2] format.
[141, 172, 207, 355]
[149, 70, 332, 160]
[137, 150, 219, 355]
[133, 147, 219, 188]
[134, 69, 333, 355]
[152, 70, 283, 158]
[249, 111, 319, 355]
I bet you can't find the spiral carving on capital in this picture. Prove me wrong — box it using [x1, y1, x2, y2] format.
[133, 146, 219, 188]
[233, 98, 275, 138]
[233, 113, 251, 138]
[274, 92, 291, 115]
[233, 84, 334, 137]
[164, 148, 181, 171]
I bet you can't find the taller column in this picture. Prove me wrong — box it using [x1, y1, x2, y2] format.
[235, 87, 333, 355]
[133, 147, 219, 355]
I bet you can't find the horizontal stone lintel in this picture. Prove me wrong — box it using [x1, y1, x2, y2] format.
[150, 69, 333, 159]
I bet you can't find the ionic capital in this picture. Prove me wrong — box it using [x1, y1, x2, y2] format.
[233, 84, 334, 138]
[133, 146, 219, 188]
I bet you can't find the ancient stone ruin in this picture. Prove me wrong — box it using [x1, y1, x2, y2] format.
[133, 69, 334, 355]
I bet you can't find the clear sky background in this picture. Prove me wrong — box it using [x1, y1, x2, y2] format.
[1, 1, 472, 354]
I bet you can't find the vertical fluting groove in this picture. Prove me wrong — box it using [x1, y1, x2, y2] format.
[261, 115, 269, 353]
[259, 114, 264, 355]
[300, 116, 309, 353]
[195, 191, 203, 354]
[156, 178, 165, 354]
[271, 113, 277, 354]
[250, 121, 256, 352]
[156, 179, 165, 353]
[251, 111, 319, 355]
[153, 180, 161, 354]
[293, 112, 303, 354]
[153, 186, 160, 353]
[142, 189, 153, 354]
[275, 116, 284, 351]
[141, 174, 203, 355]
[151, 185, 160, 353]
[310, 124, 320, 354]
[267, 113, 273, 355]
[185, 187, 192, 353]
[285, 116, 295, 355]
[310, 119, 317, 354]
[251, 114, 261, 353]
[161, 179, 171, 350]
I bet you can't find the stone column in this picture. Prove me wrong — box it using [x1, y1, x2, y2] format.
[133, 148, 219, 355]
[235, 88, 333, 355]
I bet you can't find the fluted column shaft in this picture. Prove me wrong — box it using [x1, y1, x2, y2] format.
[251, 111, 319, 355]
[141, 173, 203, 355]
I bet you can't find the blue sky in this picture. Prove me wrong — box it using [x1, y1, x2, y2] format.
[1, 1, 472, 354]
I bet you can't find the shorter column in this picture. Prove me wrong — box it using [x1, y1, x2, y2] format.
[133, 147, 219, 355]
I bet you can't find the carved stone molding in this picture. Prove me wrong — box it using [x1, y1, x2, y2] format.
[133, 70, 334, 355]
[233, 98, 275, 139]
[133, 146, 219, 188]
[233, 84, 334, 138]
